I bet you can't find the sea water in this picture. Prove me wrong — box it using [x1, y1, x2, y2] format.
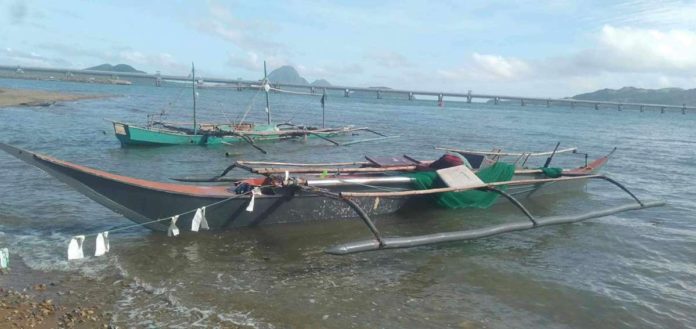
[0, 78, 694, 328]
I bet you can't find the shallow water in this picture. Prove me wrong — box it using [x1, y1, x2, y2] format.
[0, 78, 694, 328]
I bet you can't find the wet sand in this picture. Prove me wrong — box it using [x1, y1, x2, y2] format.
[0, 259, 121, 328]
[0, 88, 104, 108]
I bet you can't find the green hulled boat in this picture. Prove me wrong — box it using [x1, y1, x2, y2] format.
[112, 121, 364, 146]
[112, 62, 393, 149]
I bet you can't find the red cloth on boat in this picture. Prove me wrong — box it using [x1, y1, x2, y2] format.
[418, 154, 463, 170]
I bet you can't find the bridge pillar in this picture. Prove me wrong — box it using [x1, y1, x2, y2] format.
[310, 87, 316, 94]
[546, 99, 551, 107]
[377, 90, 382, 99]
[344, 89, 350, 97]
[437, 94, 444, 107]
[408, 92, 414, 101]
[154, 71, 162, 87]
[683, 104, 687, 114]
[494, 97, 499, 105]
[467, 90, 472, 103]
[237, 83, 243, 91]
[594, 103, 599, 110]
[618, 104, 622, 111]
[639, 105, 644, 112]
[661, 107, 665, 114]
[520, 99, 525, 106]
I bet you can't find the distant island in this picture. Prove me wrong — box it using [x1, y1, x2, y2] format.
[268, 65, 332, 86]
[571, 87, 695, 106]
[84, 64, 145, 74]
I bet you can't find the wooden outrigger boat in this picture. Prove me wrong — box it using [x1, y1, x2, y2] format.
[112, 62, 393, 150]
[0, 143, 664, 254]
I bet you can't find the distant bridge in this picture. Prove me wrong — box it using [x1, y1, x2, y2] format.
[1, 64, 692, 114]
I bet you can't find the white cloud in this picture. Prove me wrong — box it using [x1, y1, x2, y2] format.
[438, 53, 532, 82]
[365, 51, 413, 69]
[471, 53, 531, 79]
[577, 25, 696, 73]
[0, 47, 71, 67]
[227, 51, 288, 73]
[194, 2, 285, 55]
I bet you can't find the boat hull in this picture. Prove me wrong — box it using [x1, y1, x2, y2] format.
[0, 144, 406, 231]
[0, 144, 608, 232]
[113, 122, 344, 146]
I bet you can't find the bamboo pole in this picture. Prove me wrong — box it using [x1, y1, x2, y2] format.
[339, 175, 602, 198]
[251, 165, 421, 174]
[237, 160, 371, 167]
[435, 147, 577, 157]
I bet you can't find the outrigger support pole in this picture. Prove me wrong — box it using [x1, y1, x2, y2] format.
[325, 175, 664, 255]
[486, 187, 537, 226]
[298, 185, 385, 247]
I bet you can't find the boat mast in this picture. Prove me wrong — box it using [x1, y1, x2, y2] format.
[321, 91, 326, 128]
[264, 61, 271, 125]
[192, 62, 197, 135]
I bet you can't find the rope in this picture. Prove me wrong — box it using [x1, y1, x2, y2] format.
[154, 81, 189, 118]
[237, 82, 265, 128]
[74, 185, 272, 238]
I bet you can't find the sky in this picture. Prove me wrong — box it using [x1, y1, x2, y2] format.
[1, 0, 696, 97]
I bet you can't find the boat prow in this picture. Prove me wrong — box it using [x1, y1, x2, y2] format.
[0, 143, 242, 230]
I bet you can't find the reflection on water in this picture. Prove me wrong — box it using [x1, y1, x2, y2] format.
[0, 78, 695, 328]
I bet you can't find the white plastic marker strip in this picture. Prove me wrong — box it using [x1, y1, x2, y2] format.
[168, 215, 180, 237]
[191, 207, 209, 232]
[102, 231, 110, 253]
[246, 188, 262, 212]
[95, 232, 108, 257]
[0, 248, 8, 269]
[284, 171, 289, 185]
[67, 235, 85, 260]
[200, 207, 209, 230]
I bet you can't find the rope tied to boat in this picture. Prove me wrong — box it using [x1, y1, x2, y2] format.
[65, 185, 273, 260]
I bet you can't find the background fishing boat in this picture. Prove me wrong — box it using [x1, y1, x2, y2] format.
[112, 62, 393, 149]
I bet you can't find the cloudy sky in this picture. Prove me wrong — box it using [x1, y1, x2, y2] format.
[1, 0, 696, 97]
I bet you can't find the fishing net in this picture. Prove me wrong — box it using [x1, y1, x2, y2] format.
[539, 167, 563, 178]
[406, 162, 516, 209]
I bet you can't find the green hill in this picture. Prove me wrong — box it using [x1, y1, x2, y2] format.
[267, 66, 309, 85]
[85, 64, 145, 74]
[571, 87, 696, 105]
[310, 79, 332, 87]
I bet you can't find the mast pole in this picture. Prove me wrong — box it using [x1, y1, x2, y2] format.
[321, 91, 326, 128]
[264, 61, 271, 125]
[192, 62, 197, 135]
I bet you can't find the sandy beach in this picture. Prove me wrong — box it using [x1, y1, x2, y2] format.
[0, 88, 104, 108]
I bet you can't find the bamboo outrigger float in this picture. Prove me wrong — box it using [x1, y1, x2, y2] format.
[0, 143, 664, 254]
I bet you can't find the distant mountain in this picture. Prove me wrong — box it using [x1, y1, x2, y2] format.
[85, 64, 145, 74]
[267, 65, 333, 87]
[571, 87, 696, 106]
[310, 79, 332, 87]
[267, 66, 308, 85]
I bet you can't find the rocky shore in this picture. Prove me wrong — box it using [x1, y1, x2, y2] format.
[0, 260, 121, 328]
